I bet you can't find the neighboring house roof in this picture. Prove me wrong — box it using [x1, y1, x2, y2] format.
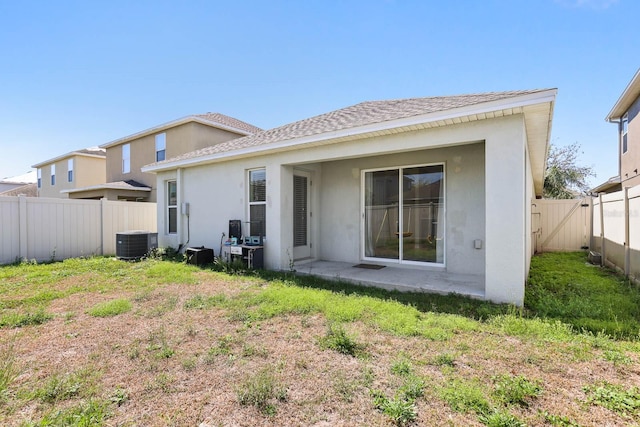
[590, 175, 622, 194]
[0, 183, 38, 197]
[32, 147, 106, 168]
[61, 180, 151, 194]
[0, 170, 37, 184]
[100, 112, 263, 149]
[143, 89, 556, 194]
[606, 68, 640, 121]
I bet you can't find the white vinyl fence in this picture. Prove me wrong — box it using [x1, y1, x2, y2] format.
[592, 186, 640, 283]
[531, 198, 592, 253]
[0, 196, 156, 265]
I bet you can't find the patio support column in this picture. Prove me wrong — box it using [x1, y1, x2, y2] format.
[264, 163, 293, 270]
[484, 117, 527, 306]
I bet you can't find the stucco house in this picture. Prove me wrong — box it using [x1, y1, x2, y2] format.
[595, 68, 640, 192]
[66, 113, 262, 201]
[32, 148, 107, 198]
[143, 89, 556, 306]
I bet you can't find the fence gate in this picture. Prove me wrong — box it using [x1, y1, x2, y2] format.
[532, 198, 592, 253]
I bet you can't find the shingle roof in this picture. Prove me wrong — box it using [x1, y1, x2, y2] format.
[194, 112, 263, 134]
[152, 90, 550, 167]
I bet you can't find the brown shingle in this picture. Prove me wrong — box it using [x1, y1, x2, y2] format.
[194, 112, 263, 134]
[153, 90, 551, 166]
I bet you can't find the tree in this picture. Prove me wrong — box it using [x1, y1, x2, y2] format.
[543, 142, 595, 199]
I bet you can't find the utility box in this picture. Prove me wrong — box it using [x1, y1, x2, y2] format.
[185, 247, 214, 266]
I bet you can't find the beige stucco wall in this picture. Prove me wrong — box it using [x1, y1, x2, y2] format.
[621, 96, 640, 188]
[37, 155, 105, 199]
[154, 114, 535, 305]
[106, 122, 247, 202]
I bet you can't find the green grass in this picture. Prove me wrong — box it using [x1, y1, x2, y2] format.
[583, 381, 640, 417]
[87, 299, 132, 318]
[526, 252, 640, 339]
[235, 367, 287, 415]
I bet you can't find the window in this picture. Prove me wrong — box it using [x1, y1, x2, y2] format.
[50, 164, 56, 186]
[67, 159, 74, 182]
[363, 164, 445, 264]
[155, 133, 166, 162]
[622, 113, 628, 154]
[167, 181, 177, 234]
[248, 169, 266, 236]
[122, 143, 131, 173]
[37, 169, 41, 188]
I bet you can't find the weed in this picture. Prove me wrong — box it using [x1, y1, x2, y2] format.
[478, 409, 526, 427]
[183, 293, 227, 310]
[318, 323, 365, 357]
[0, 309, 52, 328]
[603, 350, 632, 365]
[371, 390, 417, 426]
[0, 339, 19, 401]
[541, 411, 580, 427]
[87, 298, 132, 317]
[333, 372, 359, 402]
[182, 357, 197, 371]
[34, 399, 110, 426]
[492, 374, 542, 407]
[37, 373, 83, 403]
[146, 326, 174, 359]
[399, 375, 425, 400]
[110, 387, 129, 406]
[439, 378, 491, 415]
[390, 358, 413, 376]
[432, 352, 456, 367]
[583, 381, 640, 417]
[236, 368, 287, 415]
[152, 373, 174, 393]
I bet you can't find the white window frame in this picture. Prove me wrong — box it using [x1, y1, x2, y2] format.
[361, 162, 446, 267]
[167, 180, 177, 234]
[50, 164, 56, 186]
[122, 143, 131, 174]
[248, 168, 266, 237]
[622, 113, 628, 154]
[67, 158, 74, 182]
[37, 169, 41, 188]
[155, 133, 166, 162]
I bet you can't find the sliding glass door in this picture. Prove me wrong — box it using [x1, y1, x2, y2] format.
[363, 164, 444, 265]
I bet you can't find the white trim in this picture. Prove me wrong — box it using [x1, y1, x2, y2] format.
[360, 162, 446, 267]
[100, 116, 256, 149]
[167, 180, 178, 235]
[142, 90, 557, 173]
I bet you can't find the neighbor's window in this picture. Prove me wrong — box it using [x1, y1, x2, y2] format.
[167, 180, 177, 234]
[67, 158, 74, 182]
[622, 113, 628, 154]
[155, 133, 166, 162]
[122, 143, 131, 173]
[50, 164, 56, 186]
[248, 169, 266, 236]
[37, 169, 41, 188]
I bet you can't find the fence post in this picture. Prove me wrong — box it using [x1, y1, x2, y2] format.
[599, 193, 605, 267]
[101, 198, 107, 256]
[18, 195, 28, 260]
[624, 187, 630, 277]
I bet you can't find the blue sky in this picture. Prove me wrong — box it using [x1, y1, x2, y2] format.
[1, 0, 637, 186]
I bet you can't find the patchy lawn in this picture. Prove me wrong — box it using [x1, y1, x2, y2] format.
[0, 254, 638, 426]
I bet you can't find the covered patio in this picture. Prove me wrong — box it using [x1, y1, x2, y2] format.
[294, 260, 485, 299]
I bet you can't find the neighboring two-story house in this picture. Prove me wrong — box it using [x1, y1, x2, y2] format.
[65, 113, 262, 202]
[596, 68, 640, 193]
[31, 148, 107, 198]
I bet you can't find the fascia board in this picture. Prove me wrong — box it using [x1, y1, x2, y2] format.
[606, 68, 640, 121]
[143, 90, 557, 173]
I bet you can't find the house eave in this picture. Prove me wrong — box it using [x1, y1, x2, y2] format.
[61, 183, 151, 194]
[32, 151, 106, 168]
[143, 89, 556, 178]
[100, 116, 255, 149]
[606, 68, 640, 121]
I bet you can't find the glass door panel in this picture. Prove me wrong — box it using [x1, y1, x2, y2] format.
[364, 170, 399, 260]
[402, 165, 444, 263]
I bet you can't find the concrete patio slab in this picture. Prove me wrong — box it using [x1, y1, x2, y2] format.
[294, 260, 485, 299]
